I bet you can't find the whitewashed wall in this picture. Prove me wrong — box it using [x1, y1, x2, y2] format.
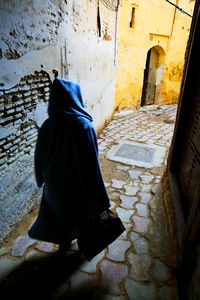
[0, 0, 118, 241]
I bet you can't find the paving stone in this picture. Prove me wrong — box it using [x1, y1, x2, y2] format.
[118, 223, 132, 240]
[133, 180, 139, 186]
[134, 238, 149, 254]
[70, 240, 79, 251]
[130, 232, 139, 241]
[155, 178, 161, 183]
[128, 170, 142, 179]
[141, 184, 152, 192]
[99, 145, 106, 151]
[69, 270, 98, 291]
[124, 185, 139, 196]
[112, 179, 126, 189]
[116, 207, 134, 223]
[11, 234, 37, 257]
[106, 239, 130, 262]
[139, 175, 154, 184]
[120, 195, 138, 209]
[104, 182, 110, 188]
[100, 260, 128, 296]
[125, 278, 157, 300]
[136, 203, 148, 217]
[25, 249, 46, 260]
[117, 165, 130, 171]
[153, 259, 170, 281]
[128, 253, 152, 281]
[158, 286, 174, 299]
[110, 200, 116, 210]
[79, 250, 105, 273]
[35, 241, 54, 253]
[0, 257, 23, 281]
[152, 184, 159, 194]
[139, 192, 152, 203]
[132, 216, 151, 233]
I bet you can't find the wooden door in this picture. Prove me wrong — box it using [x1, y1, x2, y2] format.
[141, 48, 159, 106]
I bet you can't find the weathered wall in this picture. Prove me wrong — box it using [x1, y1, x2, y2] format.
[63, 1, 118, 130]
[162, 0, 195, 104]
[115, 0, 194, 110]
[0, 0, 118, 241]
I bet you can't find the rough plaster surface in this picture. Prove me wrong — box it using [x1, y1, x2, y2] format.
[0, 0, 116, 130]
[0, 154, 42, 242]
[0, 0, 67, 60]
[0, 0, 117, 241]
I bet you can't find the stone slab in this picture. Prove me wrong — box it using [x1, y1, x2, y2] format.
[106, 240, 131, 262]
[106, 141, 166, 168]
[11, 234, 37, 257]
[116, 207, 134, 223]
[128, 253, 152, 282]
[79, 250, 105, 273]
[100, 260, 128, 296]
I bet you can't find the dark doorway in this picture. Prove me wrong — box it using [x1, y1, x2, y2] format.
[141, 47, 159, 106]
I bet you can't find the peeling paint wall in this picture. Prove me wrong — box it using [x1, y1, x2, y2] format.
[115, 0, 194, 110]
[0, 0, 118, 241]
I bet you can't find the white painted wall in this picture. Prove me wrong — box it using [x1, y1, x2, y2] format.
[0, 0, 117, 131]
[0, 0, 118, 241]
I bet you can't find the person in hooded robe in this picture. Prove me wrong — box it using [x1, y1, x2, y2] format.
[28, 78, 110, 254]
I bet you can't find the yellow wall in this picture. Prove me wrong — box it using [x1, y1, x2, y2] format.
[115, 0, 195, 110]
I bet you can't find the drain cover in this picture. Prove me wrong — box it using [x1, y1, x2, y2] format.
[106, 141, 166, 168]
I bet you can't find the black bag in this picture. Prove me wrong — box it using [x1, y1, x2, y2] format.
[77, 209, 125, 261]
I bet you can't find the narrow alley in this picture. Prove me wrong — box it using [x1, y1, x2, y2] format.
[0, 104, 179, 300]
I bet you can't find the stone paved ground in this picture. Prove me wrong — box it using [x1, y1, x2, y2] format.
[0, 104, 179, 299]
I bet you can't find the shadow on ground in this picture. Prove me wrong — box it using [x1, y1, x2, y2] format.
[0, 251, 103, 300]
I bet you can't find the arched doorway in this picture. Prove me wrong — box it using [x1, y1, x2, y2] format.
[141, 46, 165, 106]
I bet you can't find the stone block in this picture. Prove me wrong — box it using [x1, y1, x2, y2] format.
[118, 223, 132, 241]
[11, 234, 37, 257]
[132, 216, 151, 233]
[139, 175, 154, 184]
[35, 241, 54, 253]
[124, 185, 139, 196]
[79, 250, 105, 273]
[125, 278, 157, 300]
[136, 203, 148, 217]
[139, 192, 152, 203]
[3, 143, 12, 150]
[100, 260, 128, 296]
[141, 184, 152, 192]
[134, 238, 149, 254]
[106, 240, 130, 262]
[120, 195, 138, 209]
[128, 253, 152, 282]
[112, 179, 126, 189]
[70, 271, 98, 292]
[153, 259, 170, 282]
[128, 170, 142, 179]
[116, 207, 134, 223]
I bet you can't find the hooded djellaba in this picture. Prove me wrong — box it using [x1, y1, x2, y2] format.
[28, 78, 110, 250]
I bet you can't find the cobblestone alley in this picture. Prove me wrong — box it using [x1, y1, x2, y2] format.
[0, 104, 179, 300]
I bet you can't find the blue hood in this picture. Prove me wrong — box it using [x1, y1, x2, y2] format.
[48, 78, 93, 122]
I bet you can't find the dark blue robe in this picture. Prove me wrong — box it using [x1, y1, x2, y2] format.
[28, 78, 110, 244]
